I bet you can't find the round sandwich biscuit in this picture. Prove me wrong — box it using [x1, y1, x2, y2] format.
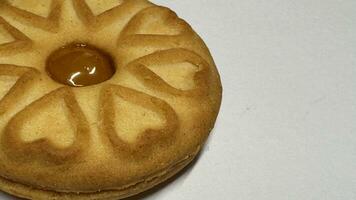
[0, 0, 222, 199]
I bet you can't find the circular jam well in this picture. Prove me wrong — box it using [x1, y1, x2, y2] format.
[46, 43, 116, 87]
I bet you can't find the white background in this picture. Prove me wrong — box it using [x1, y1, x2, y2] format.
[2, 0, 356, 199]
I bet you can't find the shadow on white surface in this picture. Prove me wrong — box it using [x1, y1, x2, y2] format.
[0, 192, 22, 200]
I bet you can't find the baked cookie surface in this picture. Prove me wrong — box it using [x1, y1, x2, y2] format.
[0, 0, 222, 199]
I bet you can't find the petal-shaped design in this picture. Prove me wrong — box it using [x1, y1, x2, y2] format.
[127, 48, 210, 96]
[118, 6, 193, 48]
[100, 84, 178, 159]
[1, 87, 90, 164]
[72, 0, 152, 30]
[81, 0, 124, 15]
[0, 64, 39, 115]
[0, 0, 63, 32]
[0, 17, 32, 55]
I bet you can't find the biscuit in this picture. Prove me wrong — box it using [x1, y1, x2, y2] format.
[0, 0, 222, 199]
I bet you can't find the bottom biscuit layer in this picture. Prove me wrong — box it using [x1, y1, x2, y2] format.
[0, 148, 199, 200]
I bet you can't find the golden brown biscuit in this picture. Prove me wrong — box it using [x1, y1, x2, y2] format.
[0, 0, 222, 199]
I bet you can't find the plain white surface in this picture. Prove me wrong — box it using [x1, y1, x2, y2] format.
[1, 0, 356, 199]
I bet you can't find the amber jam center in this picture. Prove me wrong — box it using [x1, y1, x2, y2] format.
[46, 43, 116, 87]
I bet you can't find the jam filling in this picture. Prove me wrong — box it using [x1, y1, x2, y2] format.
[46, 43, 115, 87]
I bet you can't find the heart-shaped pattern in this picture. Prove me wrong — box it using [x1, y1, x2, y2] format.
[99, 84, 178, 159]
[0, 75, 18, 101]
[111, 92, 166, 143]
[118, 6, 193, 49]
[5, 0, 52, 18]
[0, 0, 63, 32]
[120, 6, 187, 36]
[72, 0, 151, 30]
[84, 0, 124, 16]
[0, 1, 221, 195]
[0, 24, 14, 44]
[127, 48, 210, 96]
[1, 87, 90, 164]
[0, 17, 32, 55]
[0, 64, 39, 115]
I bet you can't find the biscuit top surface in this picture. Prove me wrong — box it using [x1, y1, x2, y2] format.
[0, 0, 222, 193]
